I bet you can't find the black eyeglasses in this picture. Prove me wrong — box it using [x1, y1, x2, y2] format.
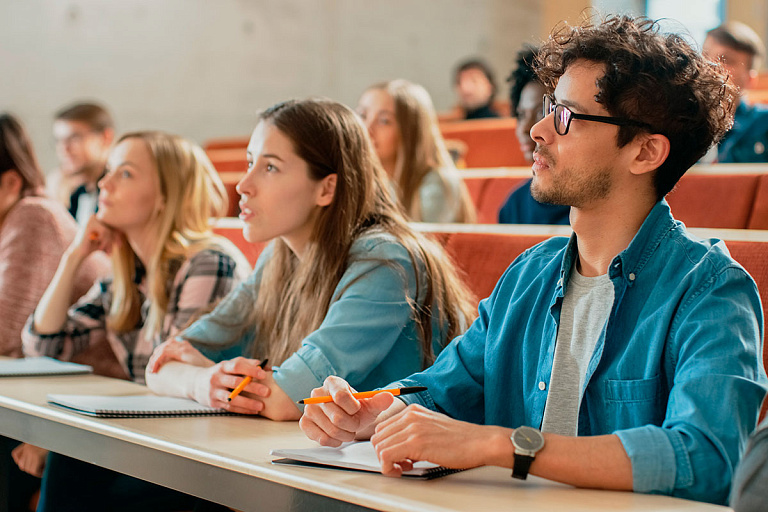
[543, 95, 653, 135]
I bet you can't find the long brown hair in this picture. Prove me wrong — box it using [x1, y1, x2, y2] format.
[366, 80, 476, 223]
[251, 99, 476, 367]
[0, 113, 45, 196]
[108, 131, 247, 338]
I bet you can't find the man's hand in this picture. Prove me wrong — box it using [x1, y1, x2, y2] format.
[300, 376, 401, 446]
[371, 404, 511, 476]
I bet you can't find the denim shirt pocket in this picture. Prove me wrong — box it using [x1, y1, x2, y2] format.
[603, 375, 664, 429]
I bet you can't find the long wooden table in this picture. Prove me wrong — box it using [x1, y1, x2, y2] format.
[0, 372, 730, 512]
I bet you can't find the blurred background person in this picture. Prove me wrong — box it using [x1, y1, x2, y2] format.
[50, 102, 115, 223]
[454, 58, 501, 119]
[703, 21, 768, 163]
[0, 112, 111, 512]
[357, 79, 476, 223]
[498, 46, 570, 225]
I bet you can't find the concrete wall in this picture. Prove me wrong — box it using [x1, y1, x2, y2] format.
[0, 0, 540, 171]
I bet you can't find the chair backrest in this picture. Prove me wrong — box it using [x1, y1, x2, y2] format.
[439, 118, 526, 168]
[203, 137, 250, 151]
[667, 173, 760, 229]
[458, 168, 530, 224]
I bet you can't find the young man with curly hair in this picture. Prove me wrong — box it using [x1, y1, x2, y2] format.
[299, 16, 768, 505]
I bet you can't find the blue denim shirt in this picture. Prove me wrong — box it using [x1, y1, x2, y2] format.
[180, 231, 447, 405]
[397, 200, 767, 505]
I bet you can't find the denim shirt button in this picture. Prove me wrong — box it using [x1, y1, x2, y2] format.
[629, 272, 636, 281]
[538, 381, 546, 391]
[557, 278, 563, 287]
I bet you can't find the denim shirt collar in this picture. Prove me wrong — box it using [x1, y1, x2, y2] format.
[557, 200, 676, 291]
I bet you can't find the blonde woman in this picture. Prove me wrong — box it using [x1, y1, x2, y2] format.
[356, 79, 476, 223]
[24, 131, 250, 511]
[146, 98, 477, 423]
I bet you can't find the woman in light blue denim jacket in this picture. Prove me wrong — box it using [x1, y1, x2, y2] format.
[146, 98, 476, 420]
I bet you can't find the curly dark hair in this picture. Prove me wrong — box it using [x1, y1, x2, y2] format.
[536, 15, 737, 200]
[508, 46, 540, 113]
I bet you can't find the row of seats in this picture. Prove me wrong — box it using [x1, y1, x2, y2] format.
[211, 218, 768, 419]
[204, 117, 527, 169]
[461, 164, 768, 228]
[215, 163, 768, 229]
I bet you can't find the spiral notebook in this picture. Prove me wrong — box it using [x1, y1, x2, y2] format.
[0, 357, 93, 377]
[270, 441, 464, 479]
[47, 394, 231, 418]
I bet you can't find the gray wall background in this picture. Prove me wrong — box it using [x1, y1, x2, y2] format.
[0, 0, 541, 172]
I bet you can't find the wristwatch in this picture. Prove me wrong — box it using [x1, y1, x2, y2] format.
[510, 426, 545, 480]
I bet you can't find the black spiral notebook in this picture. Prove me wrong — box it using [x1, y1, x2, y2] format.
[270, 441, 464, 479]
[0, 357, 92, 377]
[47, 394, 231, 418]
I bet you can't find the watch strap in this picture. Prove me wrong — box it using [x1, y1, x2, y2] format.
[512, 453, 535, 480]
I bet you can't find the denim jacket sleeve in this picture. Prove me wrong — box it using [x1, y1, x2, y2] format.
[615, 265, 766, 504]
[395, 269, 508, 425]
[274, 237, 425, 404]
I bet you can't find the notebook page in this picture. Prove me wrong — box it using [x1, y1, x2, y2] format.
[271, 441, 442, 476]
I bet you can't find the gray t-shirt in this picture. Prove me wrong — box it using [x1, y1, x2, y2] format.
[541, 263, 614, 436]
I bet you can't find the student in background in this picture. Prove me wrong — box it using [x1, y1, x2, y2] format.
[50, 102, 115, 223]
[0, 112, 111, 512]
[145, 98, 476, 424]
[499, 46, 571, 225]
[703, 21, 768, 163]
[356, 80, 476, 223]
[23, 131, 250, 511]
[454, 58, 500, 119]
[300, 16, 767, 505]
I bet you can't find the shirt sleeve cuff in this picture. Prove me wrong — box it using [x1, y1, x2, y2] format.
[273, 344, 337, 408]
[388, 377, 438, 411]
[616, 425, 690, 494]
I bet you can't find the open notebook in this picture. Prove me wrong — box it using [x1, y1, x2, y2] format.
[47, 394, 231, 418]
[271, 441, 463, 479]
[0, 357, 92, 377]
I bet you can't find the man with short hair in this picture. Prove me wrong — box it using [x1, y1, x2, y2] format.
[703, 21, 768, 162]
[50, 102, 114, 223]
[300, 16, 768, 505]
[454, 58, 500, 119]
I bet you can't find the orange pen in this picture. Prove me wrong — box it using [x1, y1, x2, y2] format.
[297, 386, 427, 405]
[227, 359, 268, 402]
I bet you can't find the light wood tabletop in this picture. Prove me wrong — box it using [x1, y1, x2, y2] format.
[0, 371, 731, 512]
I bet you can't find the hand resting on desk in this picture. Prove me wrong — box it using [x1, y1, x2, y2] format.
[300, 376, 511, 476]
[146, 340, 298, 418]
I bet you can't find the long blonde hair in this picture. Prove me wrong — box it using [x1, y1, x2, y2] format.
[367, 80, 476, 223]
[250, 99, 476, 367]
[108, 131, 238, 338]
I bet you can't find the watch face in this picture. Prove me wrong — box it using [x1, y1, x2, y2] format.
[513, 426, 544, 451]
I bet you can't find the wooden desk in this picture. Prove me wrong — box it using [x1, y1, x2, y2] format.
[0, 373, 729, 512]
